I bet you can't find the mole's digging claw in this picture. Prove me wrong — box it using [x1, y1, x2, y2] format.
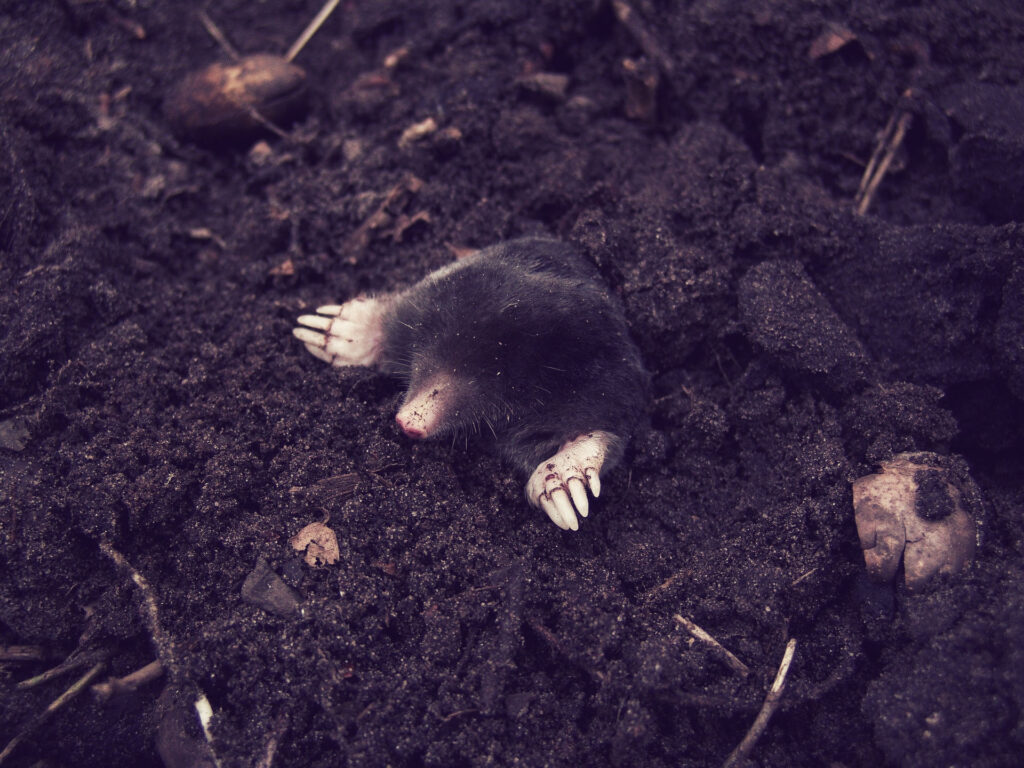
[526, 432, 612, 530]
[551, 489, 579, 531]
[567, 477, 589, 518]
[293, 296, 387, 368]
[315, 304, 345, 316]
[539, 496, 570, 530]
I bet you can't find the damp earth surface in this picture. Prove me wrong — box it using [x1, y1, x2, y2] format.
[2, 1, 1024, 766]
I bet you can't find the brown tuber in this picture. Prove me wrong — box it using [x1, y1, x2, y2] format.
[164, 54, 308, 142]
[852, 452, 978, 591]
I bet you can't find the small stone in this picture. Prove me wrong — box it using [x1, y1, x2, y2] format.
[342, 138, 364, 162]
[241, 558, 302, 617]
[0, 417, 31, 451]
[141, 175, 166, 199]
[516, 72, 570, 102]
[852, 452, 977, 591]
[808, 22, 858, 60]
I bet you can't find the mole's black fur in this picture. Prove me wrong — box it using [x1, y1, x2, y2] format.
[376, 238, 649, 476]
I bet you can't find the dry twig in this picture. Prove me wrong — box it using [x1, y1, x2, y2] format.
[16, 649, 108, 690]
[855, 89, 914, 215]
[612, 1, 676, 76]
[722, 638, 798, 768]
[525, 617, 607, 683]
[92, 659, 165, 703]
[0, 662, 106, 766]
[99, 541, 180, 678]
[286, 0, 342, 62]
[255, 714, 290, 768]
[0, 646, 46, 662]
[198, 10, 239, 60]
[673, 614, 750, 678]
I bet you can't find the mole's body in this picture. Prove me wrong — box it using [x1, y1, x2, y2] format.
[293, 238, 648, 530]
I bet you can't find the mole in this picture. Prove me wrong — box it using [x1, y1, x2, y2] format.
[293, 237, 649, 530]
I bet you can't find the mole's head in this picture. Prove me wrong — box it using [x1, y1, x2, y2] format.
[381, 263, 560, 441]
[390, 339, 524, 442]
[393, 361, 504, 440]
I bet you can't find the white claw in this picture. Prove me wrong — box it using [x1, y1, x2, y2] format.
[316, 304, 345, 316]
[293, 326, 326, 348]
[567, 477, 589, 518]
[297, 314, 333, 331]
[540, 496, 569, 530]
[304, 343, 333, 363]
[552, 489, 578, 531]
[524, 432, 614, 530]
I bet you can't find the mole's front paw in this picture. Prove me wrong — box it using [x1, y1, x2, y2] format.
[526, 432, 612, 531]
[293, 297, 387, 368]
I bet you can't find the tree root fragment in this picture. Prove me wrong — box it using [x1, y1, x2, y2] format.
[722, 638, 798, 768]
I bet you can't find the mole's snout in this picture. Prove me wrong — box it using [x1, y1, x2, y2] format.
[395, 377, 452, 440]
[396, 412, 428, 439]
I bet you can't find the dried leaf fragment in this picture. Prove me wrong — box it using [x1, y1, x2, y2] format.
[308, 472, 360, 505]
[398, 117, 438, 148]
[622, 57, 659, 121]
[290, 521, 340, 567]
[269, 258, 295, 276]
[808, 22, 857, 60]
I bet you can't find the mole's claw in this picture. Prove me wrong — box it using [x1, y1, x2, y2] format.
[525, 432, 614, 530]
[551, 489, 578, 531]
[540, 496, 569, 530]
[567, 477, 589, 518]
[293, 326, 326, 347]
[297, 314, 333, 331]
[304, 343, 333, 364]
[294, 296, 388, 368]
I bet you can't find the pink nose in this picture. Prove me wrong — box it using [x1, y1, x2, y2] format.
[396, 413, 427, 439]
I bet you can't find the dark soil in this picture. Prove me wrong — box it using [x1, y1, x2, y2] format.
[2, 1, 1023, 766]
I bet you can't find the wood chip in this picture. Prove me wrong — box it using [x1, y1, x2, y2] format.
[398, 117, 438, 148]
[808, 22, 857, 60]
